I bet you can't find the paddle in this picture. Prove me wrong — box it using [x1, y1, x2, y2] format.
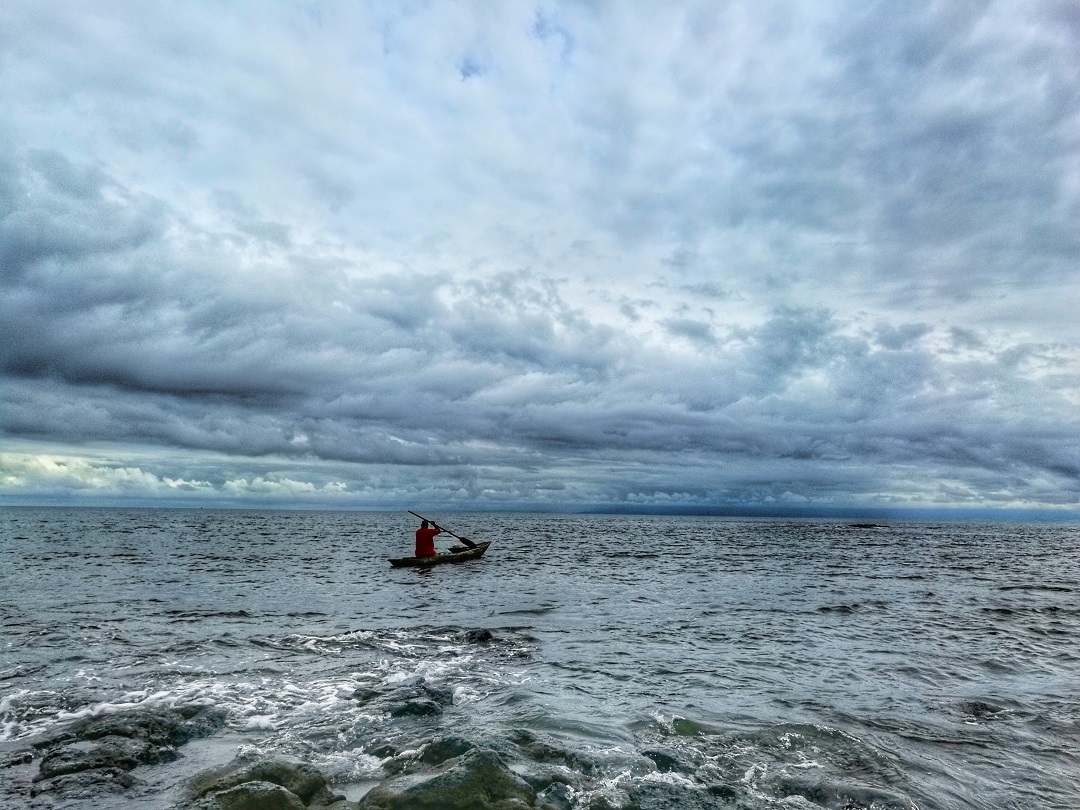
[408, 511, 478, 549]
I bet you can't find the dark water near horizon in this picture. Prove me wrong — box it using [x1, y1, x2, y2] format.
[1, 508, 1078, 809]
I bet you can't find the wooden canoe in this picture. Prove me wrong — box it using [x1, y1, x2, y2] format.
[389, 541, 491, 568]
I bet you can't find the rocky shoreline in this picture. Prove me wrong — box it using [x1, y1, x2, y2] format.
[0, 680, 926, 810]
[3, 702, 580, 810]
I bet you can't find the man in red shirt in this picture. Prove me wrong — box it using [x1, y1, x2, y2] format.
[414, 519, 441, 557]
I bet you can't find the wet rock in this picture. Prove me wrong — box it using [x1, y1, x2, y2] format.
[390, 697, 443, 718]
[185, 757, 344, 808]
[75, 704, 227, 746]
[366, 743, 399, 760]
[418, 680, 456, 706]
[536, 782, 575, 810]
[959, 700, 1005, 719]
[625, 780, 724, 810]
[215, 780, 308, 810]
[358, 747, 535, 810]
[707, 783, 737, 801]
[419, 735, 475, 765]
[27, 704, 225, 801]
[578, 790, 627, 810]
[771, 776, 914, 810]
[511, 729, 597, 776]
[29, 766, 137, 798]
[38, 736, 177, 778]
[2, 748, 34, 768]
[460, 628, 495, 643]
[351, 687, 381, 705]
[380, 678, 455, 719]
[641, 748, 684, 773]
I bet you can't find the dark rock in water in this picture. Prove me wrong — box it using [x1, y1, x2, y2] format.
[419, 680, 456, 706]
[511, 729, 597, 776]
[390, 697, 443, 718]
[771, 775, 913, 810]
[579, 792, 625, 810]
[641, 748, 685, 773]
[366, 743, 400, 760]
[959, 700, 1006, 718]
[2, 749, 36, 768]
[419, 736, 475, 765]
[26, 705, 226, 802]
[707, 783, 738, 800]
[29, 766, 138, 798]
[76, 705, 226, 745]
[536, 782, 575, 810]
[185, 757, 344, 809]
[351, 687, 381, 705]
[460, 628, 495, 643]
[358, 747, 535, 810]
[214, 780, 308, 810]
[30, 768, 138, 799]
[626, 780, 724, 810]
[382, 735, 470, 777]
[38, 736, 177, 779]
[384, 679, 455, 718]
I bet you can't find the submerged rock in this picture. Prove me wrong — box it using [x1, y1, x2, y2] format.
[358, 747, 535, 810]
[357, 677, 456, 721]
[511, 729, 597, 776]
[770, 775, 915, 810]
[958, 700, 1006, 719]
[460, 628, 495, 644]
[390, 697, 443, 718]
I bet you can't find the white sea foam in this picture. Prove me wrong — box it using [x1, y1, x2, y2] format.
[642, 770, 698, 787]
[241, 714, 277, 730]
[54, 689, 176, 722]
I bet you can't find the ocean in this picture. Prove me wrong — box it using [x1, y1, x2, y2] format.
[1, 508, 1077, 809]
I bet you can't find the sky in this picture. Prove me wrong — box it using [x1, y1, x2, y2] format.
[1, 1, 1078, 516]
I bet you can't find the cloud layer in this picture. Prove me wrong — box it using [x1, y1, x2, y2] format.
[1, 1, 1078, 512]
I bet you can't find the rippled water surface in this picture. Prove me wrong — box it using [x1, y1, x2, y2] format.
[2, 508, 1078, 808]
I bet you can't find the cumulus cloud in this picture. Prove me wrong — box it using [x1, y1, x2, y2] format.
[0, 453, 214, 496]
[0, 1, 1078, 513]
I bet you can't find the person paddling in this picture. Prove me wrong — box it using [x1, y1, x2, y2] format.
[414, 519, 442, 557]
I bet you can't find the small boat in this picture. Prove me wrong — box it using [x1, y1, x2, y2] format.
[388, 541, 491, 568]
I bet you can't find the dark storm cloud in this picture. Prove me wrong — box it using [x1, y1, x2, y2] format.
[0, 1, 1077, 511]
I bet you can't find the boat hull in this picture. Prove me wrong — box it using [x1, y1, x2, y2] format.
[389, 541, 491, 567]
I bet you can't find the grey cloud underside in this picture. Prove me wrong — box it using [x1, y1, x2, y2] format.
[1, 1, 1079, 509]
[1, 151, 1077, 504]
[2, 146, 1075, 506]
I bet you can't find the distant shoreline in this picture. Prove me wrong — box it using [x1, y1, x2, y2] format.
[2, 499, 1077, 522]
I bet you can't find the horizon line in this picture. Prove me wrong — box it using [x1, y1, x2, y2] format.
[2, 498, 1078, 522]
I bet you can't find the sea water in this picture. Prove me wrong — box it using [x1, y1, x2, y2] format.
[1, 508, 1078, 809]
